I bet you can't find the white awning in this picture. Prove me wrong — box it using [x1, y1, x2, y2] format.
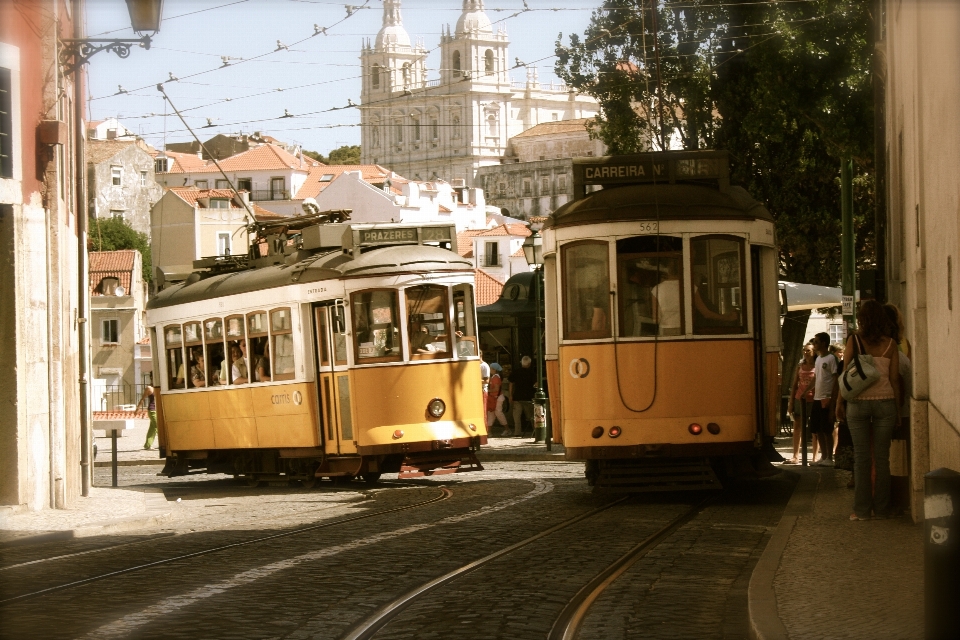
[778, 281, 857, 311]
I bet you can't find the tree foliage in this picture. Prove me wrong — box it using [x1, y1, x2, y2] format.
[89, 216, 152, 282]
[555, 0, 875, 286]
[303, 144, 362, 165]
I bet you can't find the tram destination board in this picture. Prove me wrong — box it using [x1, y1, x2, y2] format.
[572, 150, 730, 200]
[343, 223, 456, 253]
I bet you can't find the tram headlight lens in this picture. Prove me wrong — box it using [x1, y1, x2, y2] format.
[427, 398, 446, 419]
[707, 422, 720, 435]
[468, 423, 477, 432]
[608, 426, 622, 438]
[393, 429, 404, 439]
[689, 423, 703, 436]
[591, 426, 604, 439]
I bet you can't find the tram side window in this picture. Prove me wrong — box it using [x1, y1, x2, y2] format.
[352, 290, 401, 362]
[690, 236, 746, 335]
[616, 236, 684, 337]
[562, 241, 611, 340]
[247, 312, 272, 382]
[452, 284, 478, 357]
[183, 322, 206, 388]
[165, 325, 185, 389]
[271, 308, 296, 380]
[331, 304, 348, 365]
[225, 315, 248, 384]
[204, 318, 227, 386]
[405, 285, 451, 360]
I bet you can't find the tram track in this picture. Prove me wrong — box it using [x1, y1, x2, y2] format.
[340, 494, 713, 640]
[0, 486, 453, 607]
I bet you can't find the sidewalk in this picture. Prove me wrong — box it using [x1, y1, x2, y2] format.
[477, 435, 566, 462]
[0, 486, 172, 546]
[94, 420, 164, 466]
[749, 447, 924, 639]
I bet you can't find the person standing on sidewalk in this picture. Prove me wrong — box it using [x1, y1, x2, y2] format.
[784, 344, 817, 464]
[810, 332, 839, 465]
[137, 382, 158, 450]
[486, 363, 507, 434]
[507, 356, 537, 438]
[836, 300, 901, 521]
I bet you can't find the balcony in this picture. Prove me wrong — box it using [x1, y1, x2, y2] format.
[250, 189, 290, 201]
[483, 253, 503, 268]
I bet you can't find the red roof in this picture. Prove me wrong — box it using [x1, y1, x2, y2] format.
[168, 187, 244, 208]
[294, 164, 394, 199]
[89, 250, 138, 295]
[93, 410, 148, 421]
[137, 335, 151, 345]
[161, 150, 208, 173]
[457, 230, 484, 256]
[511, 246, 525, 258]
[476, 223, 531, 237]
[474, 269, 504, 306]
[252, 205, 287, 220]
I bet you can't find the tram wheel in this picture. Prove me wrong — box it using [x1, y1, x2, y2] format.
[361, 473, 381, 485]
[332, 475, 354, 486]
[245, 476, 262, 488]
[301, 476, 320, 489]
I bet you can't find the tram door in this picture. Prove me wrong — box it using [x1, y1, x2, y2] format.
[314, 303, 357, 456]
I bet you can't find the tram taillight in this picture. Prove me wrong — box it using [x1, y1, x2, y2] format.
[393, 430, 405, 439]
[688, 423, 703, 436]
[707, 422, 721, 435]
[427, 398, 446, 419]
[591, 426, 604, 439]
[608, 426, 622, 438]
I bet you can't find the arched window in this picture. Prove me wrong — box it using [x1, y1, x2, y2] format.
[484, 50, 494, 74]
[487, 114, 497, 137]
[452, 50, 461, 76]
[372, 64, 380, 88]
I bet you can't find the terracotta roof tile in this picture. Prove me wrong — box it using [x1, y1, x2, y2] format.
[162, 150, 208, 173]
[252, 205, 287, 220]
[89, 250, 138, 295]
[457, 229, 484, 256]
[85, 139, 137, 165]
[474, 269, 504, 306]
[511, 246, 526, 258]
[92, 410, 148, 421]
[438, 204, 452, 213]
[137, 335, 151, 344]
[476, 223, 531, 237]
[512, 118, 591, 139]
[168, 187, 244, 208]
[294, 164, 393, 200]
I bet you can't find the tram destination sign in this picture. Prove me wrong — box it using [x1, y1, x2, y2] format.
[343, 223, 456, 254]
[572, 151, 730, 200]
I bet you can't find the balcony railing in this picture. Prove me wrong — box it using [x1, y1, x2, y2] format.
[483, 253, 503, 268]
[251, 189, 290, 201]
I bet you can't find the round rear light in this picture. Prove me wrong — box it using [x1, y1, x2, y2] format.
[468, 423, 477, 432]
[591, 426, 604, 439]
[427, 398, 446, 419]
[608, 426, 622, 438]
[707, 422, 720, 435]
[688, 423, 703, 436]
[393, 429, 404, 439]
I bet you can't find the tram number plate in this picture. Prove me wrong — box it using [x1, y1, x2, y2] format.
[636, 222, 659, 233]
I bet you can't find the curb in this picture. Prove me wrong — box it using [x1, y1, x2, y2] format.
[94, 459, 165, 467]
[747, 467, 820, 640]
[0, 512, 172, 548]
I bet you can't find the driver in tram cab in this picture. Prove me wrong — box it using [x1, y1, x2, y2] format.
[409, 318, 436, 354]
[693, 275, 739, 325]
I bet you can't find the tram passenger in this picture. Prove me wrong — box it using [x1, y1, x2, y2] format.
[189, 348, 207, 388]
[254, 347, 272, 382]
[650, 261, 682, 335]
[230, 344, 248, 384]
[693, 275, 740, 325]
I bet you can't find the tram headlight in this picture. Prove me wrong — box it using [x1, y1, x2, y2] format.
[608, 426, 622, 438]
[707, 422, 721, 435]
[393, 429, 404, 440]
[689, 423, 703, 436]
[468, 423, 477, 432]
[427, 398, 446, 419]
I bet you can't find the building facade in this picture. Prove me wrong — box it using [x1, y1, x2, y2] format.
[1, 0, 85, 510]
[884, 0, 960, 521]
[358, 0, 599, 186]
[86, 139, 164, 236]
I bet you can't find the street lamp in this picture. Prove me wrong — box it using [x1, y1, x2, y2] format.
[522, 229, 549, 449]
[60, 0, 164, 76]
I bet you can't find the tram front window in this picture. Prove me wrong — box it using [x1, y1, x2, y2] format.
[453, 284, 477, 357]
[691, 236, 746, 334]
[562, 241, 611, 340]
[617, 236, 683, 337]
[406, 285, 452, 359]
[352, 290, 402, 362]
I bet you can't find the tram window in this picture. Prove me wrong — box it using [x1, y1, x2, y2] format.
[204, 318, 228, 386]
[271, 308, 296, 380]
[165, 325, 185, 390]
[690, 236, 746, 335]
[352, 289, 402, 363]
[247, 312, 271, 382]
[453, 284, 478, 357]
[316, 308, 330, 367]
[183, 322, 206, 388]
[225, 315, 248, 384]
[332, 304, 348, 366]
[616, 236, 684, 337]
[562, 241, 611, 340]
[405, 285, 451, 360]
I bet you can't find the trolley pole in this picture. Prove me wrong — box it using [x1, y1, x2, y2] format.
[841, 158, 856, 334]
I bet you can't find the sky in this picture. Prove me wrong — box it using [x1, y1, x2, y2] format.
[84, 0, 602, 156]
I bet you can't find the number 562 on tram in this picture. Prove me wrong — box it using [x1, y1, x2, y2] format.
[146, 217, 487, 485]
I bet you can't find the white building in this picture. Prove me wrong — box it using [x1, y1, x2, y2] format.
[359, 0, 599, 186]
[87, 117, 135, 141]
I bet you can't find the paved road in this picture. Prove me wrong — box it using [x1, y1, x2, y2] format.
[1, 462, 793, 640]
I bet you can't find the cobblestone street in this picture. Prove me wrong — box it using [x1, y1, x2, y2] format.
[0, 462, 794, 640]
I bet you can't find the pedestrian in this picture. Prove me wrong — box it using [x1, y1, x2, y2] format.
[784, 343, 816, 464]
[884, 303, 912, 514]
[836, 300, 901, 521]
[810, 332, 839, 465]
[479, 350, 490, 417]
[137, 381, 158, 450]
[486, 362, 507, 434]
[507, 356, 537, 437]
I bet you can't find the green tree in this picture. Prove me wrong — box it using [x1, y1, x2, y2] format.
[555, 0, 875, 286]
[302, 145, 362, 165]
[90, 216, 152, 282]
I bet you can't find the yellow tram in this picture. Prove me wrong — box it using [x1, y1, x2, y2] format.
[146, 215, 487, 484]
[542, 151, 782, 490]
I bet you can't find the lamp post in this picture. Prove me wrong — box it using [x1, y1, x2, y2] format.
[522, 229, 549, 450]
[60, 0, 164, 75]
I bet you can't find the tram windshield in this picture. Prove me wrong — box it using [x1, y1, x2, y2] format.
[617, 236, 684, 337]
[405, 285, 451, 360]
[691, 236, 746, 334]
[453, 284, 478, 357]
[562, 241, 611, 340]
[352, 289, 402, 362]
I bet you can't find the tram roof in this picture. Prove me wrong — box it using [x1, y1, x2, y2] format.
[544, 183, 773, 230]
[147, 244, 473, 311]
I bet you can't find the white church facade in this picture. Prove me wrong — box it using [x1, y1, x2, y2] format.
[358, 0, 599, 186]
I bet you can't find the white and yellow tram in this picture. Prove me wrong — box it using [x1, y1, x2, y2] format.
[542, 152, 782, 489]
[147, 215, 487, 484]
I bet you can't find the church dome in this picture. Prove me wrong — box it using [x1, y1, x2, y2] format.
[456, 1, 492, 36]
[375, 0, 411, 49]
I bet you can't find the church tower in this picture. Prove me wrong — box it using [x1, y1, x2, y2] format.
[439, 0, 510, 89]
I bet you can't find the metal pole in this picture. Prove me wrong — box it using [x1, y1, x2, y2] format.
[75, 0, 92, 497]
[539, 265, 551, 450]
[111, 430, 118, 487]
[532, 265, 547, 445]
[925, 468, 960, 639]
[801, 400, 808, 467]
[841, 158, 857, 335]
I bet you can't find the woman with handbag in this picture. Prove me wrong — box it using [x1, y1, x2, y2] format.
[784, 344, 817, 464]
[836, 300, 901, 521]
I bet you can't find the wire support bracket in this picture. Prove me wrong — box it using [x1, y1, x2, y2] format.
[59, 36, 152, 76]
